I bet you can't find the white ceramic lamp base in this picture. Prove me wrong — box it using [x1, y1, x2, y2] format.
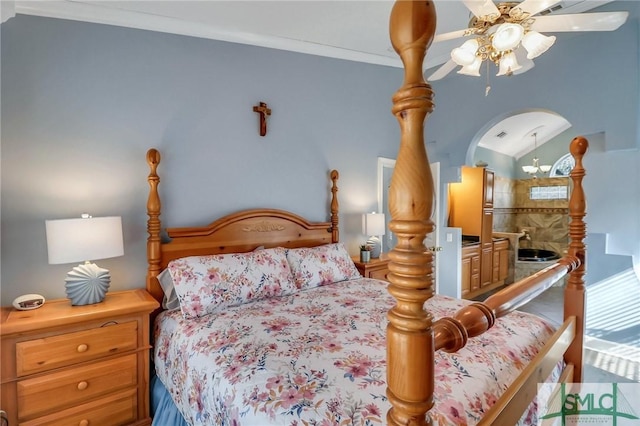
[65, 262, 111, 306]
[366, 236, 382, 258]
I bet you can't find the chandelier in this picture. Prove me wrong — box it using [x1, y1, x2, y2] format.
[450, 2, 556, 77]
[522, 132, 551, 177]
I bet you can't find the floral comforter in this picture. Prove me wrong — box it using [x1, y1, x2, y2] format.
[154, 278, 557, 425]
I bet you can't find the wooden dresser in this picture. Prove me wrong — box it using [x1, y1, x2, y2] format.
[0, 289, 159, 426]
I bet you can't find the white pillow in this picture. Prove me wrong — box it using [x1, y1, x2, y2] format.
[157, 269, 180, 310]
[286, 243, 361, 290]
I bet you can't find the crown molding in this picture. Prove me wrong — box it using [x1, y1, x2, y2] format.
[14, 0, 403, 68]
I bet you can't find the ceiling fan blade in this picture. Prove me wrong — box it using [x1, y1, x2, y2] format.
[531, 12, 629, 32]
[513, 48, 534, 75]
[462, 0, 500, 20]
[426, 60, 458, 82]
[511, 0, 561, 18]
[433, 29, 469, 43]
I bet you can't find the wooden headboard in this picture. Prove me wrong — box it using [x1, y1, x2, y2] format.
[145, 150, 340, 304]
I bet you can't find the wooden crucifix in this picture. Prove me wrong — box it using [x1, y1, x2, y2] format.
[253, 102, 271, 136]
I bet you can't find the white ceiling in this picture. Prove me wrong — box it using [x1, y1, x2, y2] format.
[8, 0, 615, 156]
[477, 111, 572, 159]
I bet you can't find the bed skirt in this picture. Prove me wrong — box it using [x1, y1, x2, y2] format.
[151, 373, 189, 426]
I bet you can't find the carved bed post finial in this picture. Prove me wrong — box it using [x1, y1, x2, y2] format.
[146, 148, 163, 303]
[387, 1, 437, 425]
[565, 136, 588, 381]
[330, 170, 340, 243]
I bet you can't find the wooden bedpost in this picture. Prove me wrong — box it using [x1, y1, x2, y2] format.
[330, 170, 340, 243]
[564, 136, 588, 381]
[386, 1, 437, 425]
[146, 148, 163, 303]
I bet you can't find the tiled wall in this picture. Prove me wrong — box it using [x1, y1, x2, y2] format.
[493, 175, 516, 232]
[494, 176, 569, 256]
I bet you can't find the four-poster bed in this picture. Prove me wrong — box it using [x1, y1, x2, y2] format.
[145, 1, 588, 424]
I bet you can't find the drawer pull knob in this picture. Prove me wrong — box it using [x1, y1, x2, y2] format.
[79, 420, 89, 426]
[77, 381, 88, 391]
[77, 344, 88, 353]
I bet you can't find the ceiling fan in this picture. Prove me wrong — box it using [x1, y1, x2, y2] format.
[428, 0, 629, 82]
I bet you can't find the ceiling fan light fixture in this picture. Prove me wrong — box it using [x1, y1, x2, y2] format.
[431, 2, 628, 83]
[451, 39, 479, 66]
[522, 31, 556, 59]
[492, 23, 525, 51]
[457, 56, 483, 76]
[496, 51, 522, 76]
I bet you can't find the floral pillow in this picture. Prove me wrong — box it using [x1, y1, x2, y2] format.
[167, 247, 297, 319]
[286, 243, 362, 289]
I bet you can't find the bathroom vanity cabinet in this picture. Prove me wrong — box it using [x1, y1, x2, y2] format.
[450, 166, 505, 298]
[461, 243, 481, 298]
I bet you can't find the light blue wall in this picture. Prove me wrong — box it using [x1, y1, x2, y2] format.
[472, 146, 517, 178]
[0, 15, 406, 304]
[2, 1, 639, 305]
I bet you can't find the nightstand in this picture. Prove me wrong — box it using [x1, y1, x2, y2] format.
[352, 255, 390, 282]
[0, 289, 159, 426]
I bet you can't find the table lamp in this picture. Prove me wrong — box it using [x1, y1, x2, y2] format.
[45, 214, 124, 305]
[362, 212, 386, 259]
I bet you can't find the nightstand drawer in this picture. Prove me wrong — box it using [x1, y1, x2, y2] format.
[17, 354, 137, 420]
[20, 388, 138, 426]
[369, 269, 389, 281]
[16, 321, 138, 376]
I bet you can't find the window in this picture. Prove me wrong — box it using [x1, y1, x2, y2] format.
[550, 153, 575, 177]
[530, 185, 568, 200]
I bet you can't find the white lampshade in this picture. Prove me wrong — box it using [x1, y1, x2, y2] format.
[522, 165, 539, 174]
[362, 213, 385, 259]
[362, 213, 386, 237]
[496, 52, 522, 76]
[457, 56, 482, 77]
[46, 215, 124, 264]
[522, 31, 556, 59]
[451, 39, 479, 66]
[45, 215, 124, 306]
[492, 23, 525, 51]
[539, 164, 552, 173]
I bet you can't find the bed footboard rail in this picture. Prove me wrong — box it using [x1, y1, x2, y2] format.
[433, 257, 579, 351]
